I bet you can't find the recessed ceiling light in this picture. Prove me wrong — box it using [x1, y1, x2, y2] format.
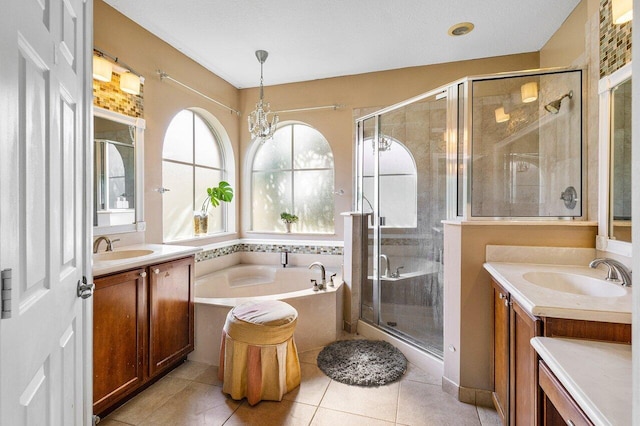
[448, 22, 475, 36]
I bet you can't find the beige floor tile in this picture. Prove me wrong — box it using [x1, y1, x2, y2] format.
[397, 380, 480, 426]
[298, 347, 322, 364]
[319, 380, 399, 422]
[137, 382, 239, 426]
[402, 362, 441, 386]
[193, 365, 223, 387]
[224, 400, 317, 426]
[283, 362, 331, 406]
[477, 406, 502, 426]
[168, 360, 211, 381]
[96, 419, 131, 426]
[310, 407, 394, 426]
[108, 376, 191, 424]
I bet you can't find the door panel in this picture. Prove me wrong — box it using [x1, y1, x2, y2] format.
[0, 0, 90, 424]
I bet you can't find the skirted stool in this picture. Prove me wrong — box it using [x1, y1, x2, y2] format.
[218, 300, 301, 405]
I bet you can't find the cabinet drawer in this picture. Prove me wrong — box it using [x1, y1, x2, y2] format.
[539, 361, 593, 426]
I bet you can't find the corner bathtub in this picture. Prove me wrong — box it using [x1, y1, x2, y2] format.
[188, 264, 344, 366]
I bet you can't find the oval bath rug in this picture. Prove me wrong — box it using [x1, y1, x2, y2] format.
[316, 339, 407, 386]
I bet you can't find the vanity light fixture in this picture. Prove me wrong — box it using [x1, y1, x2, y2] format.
[248, 50, 279, 142]
[92, 55, 113, 82]
[92, 48, 143, 96]
[494, 107, 510, 123]
[612, 0, 633, 24]
[120, 72, 141, 95]
[520, 82, 538, 103]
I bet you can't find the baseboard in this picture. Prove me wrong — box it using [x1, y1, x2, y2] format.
[441, 376, 494, 407]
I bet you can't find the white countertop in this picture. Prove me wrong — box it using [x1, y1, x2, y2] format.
[92, 243, 202, 277]
[531, 337, 632, 426]
[484, 262, 632, 323]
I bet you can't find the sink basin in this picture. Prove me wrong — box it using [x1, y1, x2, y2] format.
[93, 249, 154, 262]
[522, 271, 627, 297]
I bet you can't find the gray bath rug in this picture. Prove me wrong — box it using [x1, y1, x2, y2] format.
[316, 339, 407, 386]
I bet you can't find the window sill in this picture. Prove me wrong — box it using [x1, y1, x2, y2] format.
[163, 231, 237, 245]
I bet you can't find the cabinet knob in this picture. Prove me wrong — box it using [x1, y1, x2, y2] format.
[504, 299, 509, 307]
[140, 271, 147, 278]
[566, 420, 575, 426]
[153, 268, 160, 274]
[499, 293, 507, 300]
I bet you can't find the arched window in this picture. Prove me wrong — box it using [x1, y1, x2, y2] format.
[250, 123, 334, 233]
[162, 109, 234, 241]
[363, 136, 417, 227]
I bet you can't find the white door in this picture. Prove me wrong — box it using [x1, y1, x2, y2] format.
[0, 0, 92, 425]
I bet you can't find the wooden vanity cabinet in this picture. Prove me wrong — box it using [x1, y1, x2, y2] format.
[491, 280, 541, 426]
[93, 268, 147, 416]
[491, 278, 631, 425]
[539, 361, 593, 426]
[93, 256, 195, 417]
[148, 256, 195, 377]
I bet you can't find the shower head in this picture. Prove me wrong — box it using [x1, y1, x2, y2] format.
[544, 90, 573, 114]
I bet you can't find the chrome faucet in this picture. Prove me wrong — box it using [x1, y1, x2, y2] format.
[588, 258, 632, 287]
[93, 236, 115, 253]
[379, 254, 390, 277]
[308, 261, 326, 288]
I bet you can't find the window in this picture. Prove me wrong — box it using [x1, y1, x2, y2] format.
[162, 109, 234, 241]
[251, 123, 334, 233]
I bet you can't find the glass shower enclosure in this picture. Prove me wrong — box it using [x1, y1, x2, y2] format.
[355, 68, 583, 358]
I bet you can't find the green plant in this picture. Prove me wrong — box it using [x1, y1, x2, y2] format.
[199, 181, 234, 215]
[280, 212, 298, 224]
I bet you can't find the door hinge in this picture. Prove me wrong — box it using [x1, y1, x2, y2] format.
[77, 276, 95, 299]
[1, 268, 12, 319]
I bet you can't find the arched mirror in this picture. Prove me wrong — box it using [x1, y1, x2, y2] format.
[93, 107, 145, 236]
[597, 62, 632, 256]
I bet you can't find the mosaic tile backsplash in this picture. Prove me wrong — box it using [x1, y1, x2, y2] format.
[195, 242, 344, 262]
[600, 0, 632, 78]
[93, 72, 144, 118]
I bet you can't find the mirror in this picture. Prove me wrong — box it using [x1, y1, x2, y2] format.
[597, 62, 631, 255]
[93, 107, 145, 236]
[609, 77, 632, 242]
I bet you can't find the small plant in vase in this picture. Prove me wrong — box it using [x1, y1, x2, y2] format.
[280, 212, 298, 233]
[194, 181, 233, 236]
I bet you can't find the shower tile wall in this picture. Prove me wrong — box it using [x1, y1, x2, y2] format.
[538, 72, 583, 216]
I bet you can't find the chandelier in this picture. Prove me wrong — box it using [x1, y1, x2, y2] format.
[248, 50, 279, 141]
[372, 136, 392, 153]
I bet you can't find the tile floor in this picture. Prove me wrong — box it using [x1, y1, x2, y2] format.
[101, 336, 501, 426]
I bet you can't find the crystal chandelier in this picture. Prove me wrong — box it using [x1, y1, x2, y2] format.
[248, 50, 279, 141]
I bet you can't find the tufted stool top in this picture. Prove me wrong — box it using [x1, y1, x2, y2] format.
[223, 300, 298, 345]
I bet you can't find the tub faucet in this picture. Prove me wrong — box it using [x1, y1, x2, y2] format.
[379, 254, 390, 277]
[93, 236, 116, 253]
[308, 262, 326, 288]
[588, 258, 632, 287]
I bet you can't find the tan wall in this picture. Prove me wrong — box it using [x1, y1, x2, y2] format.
[96, 0, 540, 245]
[540, 0, 589, 68]
[94, 1, 241, 246]
[444, 223, 597, 393]
[238, 53, 540, 241]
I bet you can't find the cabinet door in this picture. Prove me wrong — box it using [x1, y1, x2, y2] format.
[148, 256, 195, 377]
[93, 268, 147, 415]
[511, 299, 542, 426]
[492, 280, 510, 424]
[539, 361, 593, 426]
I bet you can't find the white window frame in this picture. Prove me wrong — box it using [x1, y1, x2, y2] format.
[244, 121, 335, 234]
[162, 107, 235, 242]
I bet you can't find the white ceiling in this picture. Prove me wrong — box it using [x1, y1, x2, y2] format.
[103, 0, 581, 89]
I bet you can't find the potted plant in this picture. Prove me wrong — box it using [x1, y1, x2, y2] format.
[280, 212, 298, 233]
[194, 181, 233, 236]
